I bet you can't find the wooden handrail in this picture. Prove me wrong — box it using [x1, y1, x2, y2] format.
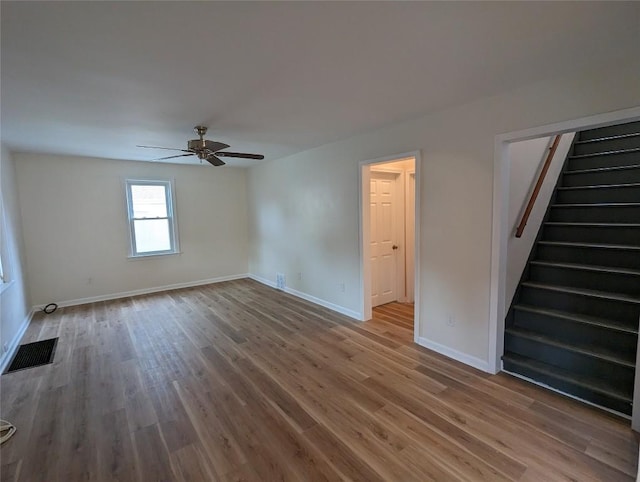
[515, 134, 562, 238]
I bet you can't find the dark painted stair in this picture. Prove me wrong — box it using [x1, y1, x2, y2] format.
[503, 120, 640, 416]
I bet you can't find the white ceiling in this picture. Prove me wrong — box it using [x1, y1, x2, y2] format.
[2, 2, 639, 167]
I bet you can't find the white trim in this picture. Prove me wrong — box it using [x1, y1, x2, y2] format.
[488, 105, 640, 375]
[406, 171, 416, 303]
[358, 151, 421, 345]
[31, 273, 248, 310]
[248, 273, 278, 288]
[360, 165, 372, 321]
[0, 279, 16, 295]
[488, 137, 510, 374]
[413, 157, 421, 345]
[127, 251, 183, 260]
[0, 309, 34, 373]
[417, 336, 490, 373]
[370, 166, 406, 175]
[124, 178, 180, 258]
[248, 274, 361, 320]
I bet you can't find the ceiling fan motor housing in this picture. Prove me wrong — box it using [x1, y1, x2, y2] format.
[188, 138, 207, 151]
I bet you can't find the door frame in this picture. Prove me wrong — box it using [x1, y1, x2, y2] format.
[406, 170, 416, 301]
[359, 150, 421, 343]
[488, 106, 640, 376]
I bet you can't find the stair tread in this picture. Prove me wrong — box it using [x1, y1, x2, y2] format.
[521, 281, 640, 304]
[557, 182, 640, 191]
[545, 221, 640, 227]
[575, 132, 640, 144]
[505, 326, 635, 367]
[551, 202, 640, 208]
[502, 352, 632, 403]
[565, 163, 640, 175]
[513, 304, 638, 334]
[569, 147, 640, 159]
[530, 260, 640, 276]
[538, 240, 640, 251]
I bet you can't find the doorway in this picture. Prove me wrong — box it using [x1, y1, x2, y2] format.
[360, 152, 420, 342]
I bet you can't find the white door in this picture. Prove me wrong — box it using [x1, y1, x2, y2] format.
[370, 171, 399, 307]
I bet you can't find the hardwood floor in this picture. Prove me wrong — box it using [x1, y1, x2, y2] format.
[0, 279, 636, 481]
[372, 302, 414, 342]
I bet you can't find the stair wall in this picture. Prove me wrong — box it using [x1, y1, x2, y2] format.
[507, 134, 575, 307]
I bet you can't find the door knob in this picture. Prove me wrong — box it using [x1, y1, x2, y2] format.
[392, 245, 398, 250]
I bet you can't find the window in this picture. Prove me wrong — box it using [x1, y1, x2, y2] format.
[125, 179, 179, 257]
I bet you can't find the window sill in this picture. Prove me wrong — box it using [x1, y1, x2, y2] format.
[127, 251, 182, 261]
[0, 279, 16, 295]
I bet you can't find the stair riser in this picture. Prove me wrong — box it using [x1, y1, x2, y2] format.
[579, 121, 640, 141]
[502, 359, 632, 415]
[568, 150, 640, 170]
[519, 285, 640, 324]
[529, 264, 640, 296]
[505, 334, 635, 387]
[543, 224, 640, 245]
[574, 136, 640, 156]
[556, 186, 640, 204]
[562, 167, 640, 186]
[549, 205, 640, 223]
[536, 244, 640, 270]
[513, 309, 637, 358]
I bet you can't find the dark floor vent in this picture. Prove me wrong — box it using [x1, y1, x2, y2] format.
[5, 338, 58, 373]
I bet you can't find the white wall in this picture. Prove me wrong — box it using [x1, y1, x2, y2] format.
[247, 63, 640, 366]
[14, 154, 248, 306]
[0, 145, 31, 369]
[506, 133, 574, 306]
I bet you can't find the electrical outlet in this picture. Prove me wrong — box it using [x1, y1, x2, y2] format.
[3, 342, 8, 353]
[446, 315, 456, 327]
[276, 273, 286, 290]
[297, 272, 302, 282]
[338, 282, 345, 293]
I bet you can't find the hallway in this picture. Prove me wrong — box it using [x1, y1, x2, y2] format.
[370, 302, 414, 344]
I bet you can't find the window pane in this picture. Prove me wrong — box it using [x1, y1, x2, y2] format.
[133, 219, 171, 253]
[131, 185, 168, 218]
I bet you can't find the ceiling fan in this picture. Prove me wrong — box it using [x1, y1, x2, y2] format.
[137, 126, 264, 166]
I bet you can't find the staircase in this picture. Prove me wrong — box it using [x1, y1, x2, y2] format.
[503, 120, 640, 416]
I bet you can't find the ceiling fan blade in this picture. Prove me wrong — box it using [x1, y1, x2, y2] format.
[204, 140, 230, 152]
[153, 153, 195, 161]
[215, 151, 265, 160]
[137, 145, 191, 153]
[205, 155, 226, 167]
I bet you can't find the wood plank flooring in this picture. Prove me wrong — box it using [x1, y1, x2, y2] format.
[0, 279, 637, 481]
[372, 302, 414, 343]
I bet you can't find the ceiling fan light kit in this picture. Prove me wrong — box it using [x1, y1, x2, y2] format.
[137, 126, 264, 167]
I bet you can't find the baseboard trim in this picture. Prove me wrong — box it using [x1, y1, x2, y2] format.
[248, 273, 277, 289]
[31, 274, 249, 310]
[0, 309, 35, 373]
[248, 274, 361, 320]
[417, 336, 490, 373]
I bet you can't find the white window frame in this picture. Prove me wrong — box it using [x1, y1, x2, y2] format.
[125, 179, 179, 258]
